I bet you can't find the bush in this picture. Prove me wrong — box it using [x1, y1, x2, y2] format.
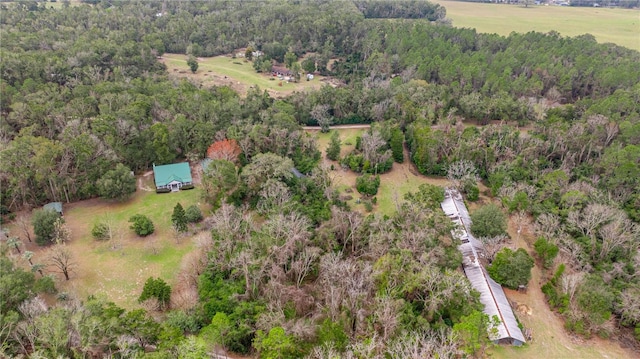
[156, 188, 171, 193]
[91, 222, 110, 240]
[534, 237, 559, 269]
[356, 174, 380, 196]
[180, 184, 195, 190]
[32, 209, 61, 246]
[139, 277, 171, 310]
[470, 203, 507, 238]
[129, 214, 155, 237]
[487, 248, 534, 289]
[463, 182, 480, 201]
[35, 275, 57, 294]
[185, 205, 203, 223]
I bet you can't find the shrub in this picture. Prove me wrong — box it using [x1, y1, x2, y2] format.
[185, 205, 203, 223]
[356, 174, 380, 196]
[129, 214, 155, 237]
[32, 209, 61, 246]
[534, 237, 559, 269]
[487, 248, 534, 289]
[35, 275, 57, 294]
[139, 277, 172, 310]
[91, 222, 110, 240]
[470, 203, 507, 238]
[180, 184, 195, 190]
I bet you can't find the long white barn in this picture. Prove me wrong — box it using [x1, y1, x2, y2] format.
[441, 189, 526, 346]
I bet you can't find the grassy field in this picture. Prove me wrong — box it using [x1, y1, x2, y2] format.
[161, 53, 331, 98]
[435, 1, 640, 51]
[31, 176, 206, 309]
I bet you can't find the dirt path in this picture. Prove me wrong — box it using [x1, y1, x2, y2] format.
[490, 216, 637, 359]
[138, 171, 154, 192]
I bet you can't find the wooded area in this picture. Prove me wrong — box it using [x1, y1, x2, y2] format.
[0, 0, 639, 358]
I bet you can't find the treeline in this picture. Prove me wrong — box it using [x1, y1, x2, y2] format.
[354, 0, 446, 20]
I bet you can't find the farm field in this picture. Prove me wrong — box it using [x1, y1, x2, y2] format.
[20, 175, 206, 309]
[435, 0, 640, 51]
[160, 53, 333, 98]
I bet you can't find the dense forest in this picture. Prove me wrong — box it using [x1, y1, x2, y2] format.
[1, 0, 639, 358]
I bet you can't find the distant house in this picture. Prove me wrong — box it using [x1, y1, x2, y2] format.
[271, 65, 292, 77]
[43, 202, 63, 216]
[153, 163, 193, 191]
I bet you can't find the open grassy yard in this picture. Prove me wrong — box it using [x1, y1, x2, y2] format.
[435, 1, 640, 51]
[160, 53, 332, 98]
[29, 177, 206, 309]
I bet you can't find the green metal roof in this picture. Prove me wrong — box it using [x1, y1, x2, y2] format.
[43, 202, 63, 214]
[153, 163, 192, 187]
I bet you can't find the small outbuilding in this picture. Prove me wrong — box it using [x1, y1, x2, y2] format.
[43, 202, 63, 216]
[153, 163, 193, 192]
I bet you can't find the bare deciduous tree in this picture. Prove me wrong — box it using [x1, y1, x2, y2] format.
[311, 104, 332, 132]
[598, 216, 638, 262]
[618, 286, 640, 326]
[561, 272, 584, 304]
[479, 234, 509, 263]
[15, 213, 32, 242]
[372, 295, 403, 341]
[386, 329, 460, 359]
[47, 243, 76, 281]
[361, 131, 392, 173]
[446, 160, 478, 191]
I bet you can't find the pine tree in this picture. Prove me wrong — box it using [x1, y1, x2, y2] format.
[326, 131, 341, 161]
[171, 203, 187, 232]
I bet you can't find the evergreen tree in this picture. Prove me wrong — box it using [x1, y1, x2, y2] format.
[389, 128, 404, 163]
[187, 55, 198, 73]
[326, 131, 341, 161]
[171, 203, 187, 232]
[138, 277, 171, 310]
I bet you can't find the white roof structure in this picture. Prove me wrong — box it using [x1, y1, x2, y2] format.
[441, 189, 526, 345]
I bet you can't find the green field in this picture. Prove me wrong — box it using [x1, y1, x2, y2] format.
[56, 177, 204, 308]
[436, 1, 640, 51]
[161, 53, 327, 96]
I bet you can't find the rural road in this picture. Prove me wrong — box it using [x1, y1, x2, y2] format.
[302, 124, 371, 130]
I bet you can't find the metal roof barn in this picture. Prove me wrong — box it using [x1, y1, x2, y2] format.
[441, 189, 526, 345]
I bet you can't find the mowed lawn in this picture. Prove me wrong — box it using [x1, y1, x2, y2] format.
[49, 177, 205, 309]
[161, 53, 327, 96]
[435, 1, 640, 51]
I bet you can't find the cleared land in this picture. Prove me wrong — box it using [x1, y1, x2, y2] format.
[435, 1, 640, 51]
[19, 175, 205, 309]
[160, 53, 336, 98]
[310, 128, 449, 216]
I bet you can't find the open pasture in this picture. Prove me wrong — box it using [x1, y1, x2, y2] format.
[160, 53, 331, 97]
[436, 1, 640, 51]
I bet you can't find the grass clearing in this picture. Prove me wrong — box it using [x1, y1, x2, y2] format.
[160, 53, 334, 98]
[309, 128, 449, 215]
[435, 1, 640, 51]
[28, 176, 206, 309]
